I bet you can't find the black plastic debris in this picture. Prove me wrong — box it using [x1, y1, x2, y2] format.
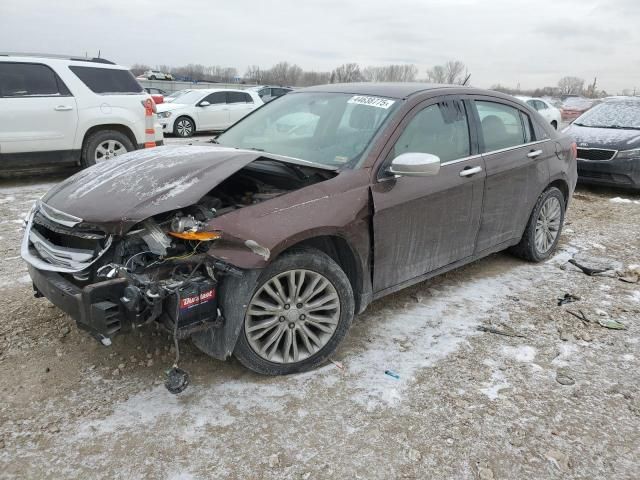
[165, 366, 190, 394]
[557, 293, 580, 306]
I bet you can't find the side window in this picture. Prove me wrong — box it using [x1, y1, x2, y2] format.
[0, 62, 64, 97]
[393, 100, 471, 162]
[258, 88, 270, 98]
[475, 101, 526, 151]
[227, 91, 251, 104]
[272, 88, 288, 97]
[203, 91, 226, 104]
[521, 112, 534, 143]
[536, 100, 548, 110]
[242, 92, 254, 103]
[69, 66, 142, 94]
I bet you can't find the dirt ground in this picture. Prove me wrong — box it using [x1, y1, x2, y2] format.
[0, 162, 639, 479]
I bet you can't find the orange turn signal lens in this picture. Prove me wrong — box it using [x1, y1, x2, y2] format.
[168, 231, 221, 241]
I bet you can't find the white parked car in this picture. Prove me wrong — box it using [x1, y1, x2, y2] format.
[516, 96, 561, 129]
[156, 89, 263, 137]
[0, 54, 163, 170]
[144, 69, 173, 81]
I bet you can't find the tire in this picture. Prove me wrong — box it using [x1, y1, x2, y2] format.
[149, 75, 156, 80]
[233, 248, 355, 375]
[551, 120, 558, 130]
[510, 187, 565, 262]
[173, 116, 195, 137]
[81, 130, 134, 168]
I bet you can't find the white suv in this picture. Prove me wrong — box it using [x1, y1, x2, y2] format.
[144, 69, 173, 81]
[0, 54, 164, 170]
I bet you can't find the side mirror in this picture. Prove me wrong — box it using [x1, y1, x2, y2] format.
[388, 152, 441, 177]
[198, 101, 210, 107]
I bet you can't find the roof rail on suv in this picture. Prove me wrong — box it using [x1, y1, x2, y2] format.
[0, 52, 115, 65]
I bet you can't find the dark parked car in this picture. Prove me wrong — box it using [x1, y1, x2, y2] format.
[22, 84, 577, 375]
[253, 85, 293, 102]
[565, 98, 640, 189]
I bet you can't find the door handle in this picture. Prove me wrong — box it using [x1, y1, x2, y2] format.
[54, 105, 73, 111]
[527, 149, 543, 159]
[459, 166, 483, 177]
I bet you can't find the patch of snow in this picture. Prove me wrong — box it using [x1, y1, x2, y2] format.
[501, 345, 537, 363]
[480, 369, 510, 400]
[0, 195, 16, 204]
[610, 197, 632, 204]
[552, 343, 580, 367]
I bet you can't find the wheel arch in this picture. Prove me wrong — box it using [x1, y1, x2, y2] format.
[277, 234, 366, 314]
[548, 178, 569, 205]
[81, 124, 138, 152]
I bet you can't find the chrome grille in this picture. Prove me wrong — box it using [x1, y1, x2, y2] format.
[21, 201, 113, 273]
[576, 148, 617, 161]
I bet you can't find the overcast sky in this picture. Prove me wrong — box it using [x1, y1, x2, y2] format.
[1, 0, 638, 92]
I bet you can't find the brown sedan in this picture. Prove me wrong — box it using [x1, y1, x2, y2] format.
[22, 83, 577, 377]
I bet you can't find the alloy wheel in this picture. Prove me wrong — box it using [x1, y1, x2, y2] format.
[94, 140, 126, 163]
[535, 196, 562, 253]
[245, 269, 340, 364]
[176, 119, 193, 137]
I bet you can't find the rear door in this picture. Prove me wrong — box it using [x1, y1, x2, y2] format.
[0, 62, 78, 155]
[226, 91, 256, 126]
[469, 96, 551, 253]
[371, 97, 486, 292]
[196, 91, 228, 130]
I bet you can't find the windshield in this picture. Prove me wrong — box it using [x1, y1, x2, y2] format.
[171, 90, 207, 104]
[575, 102, 640, 129]
[216, 92, 399, 167]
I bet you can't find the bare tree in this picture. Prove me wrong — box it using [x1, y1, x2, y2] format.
[129, 63, 149, 76]
[426, 65, 446, 83]
[331, 63, 363, 83]
[362, 64, 418, 82]
[299, 70, 331, 87]
[558, 76, 585, 95]
[244, 65, 263, 84]
[426, 60, 468, 84]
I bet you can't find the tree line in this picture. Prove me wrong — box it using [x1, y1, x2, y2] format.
[130, 60, 471, 87]
[492, 76, 609, 99]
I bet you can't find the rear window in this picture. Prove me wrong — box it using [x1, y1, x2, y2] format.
[227, 91, 253, 103]
[0, 62, 70, 97]
[69, 66, 143, 94]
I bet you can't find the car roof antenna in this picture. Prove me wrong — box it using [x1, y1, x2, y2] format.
[462, 74, 471, 86]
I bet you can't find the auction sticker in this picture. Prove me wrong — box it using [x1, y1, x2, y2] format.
[347, 95, 395, 109]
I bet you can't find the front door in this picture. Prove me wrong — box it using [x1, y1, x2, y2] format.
[196, 91, 229, 130]
[371, 98, 485, 293]
[0, 62, 78, 155]
[469, 97, 551, 252]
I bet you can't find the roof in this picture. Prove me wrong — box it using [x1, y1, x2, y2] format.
[0, 52, 115, 64]
[300, 82, 460, 99]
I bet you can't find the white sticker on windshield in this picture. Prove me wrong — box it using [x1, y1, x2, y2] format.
[347, 95, 395, 109]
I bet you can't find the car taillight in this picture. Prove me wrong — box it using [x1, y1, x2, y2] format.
[570, 142, 577, 160]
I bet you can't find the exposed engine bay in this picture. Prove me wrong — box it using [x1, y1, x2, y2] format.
[23, 158, 335, 344]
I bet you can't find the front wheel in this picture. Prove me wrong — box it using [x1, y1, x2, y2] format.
[510, 187, 565, 262]
[233, 248, 354, 375]
[173, 116, 195, 137]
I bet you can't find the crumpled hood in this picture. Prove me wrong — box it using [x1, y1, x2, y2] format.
[42, 145, 266, 233]
[566, 124, 640, 150]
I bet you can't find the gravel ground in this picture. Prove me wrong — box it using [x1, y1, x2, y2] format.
[0, 145, 639, 479]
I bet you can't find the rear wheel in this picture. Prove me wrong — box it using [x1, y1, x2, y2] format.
[233, 248, 354, 375]
[174, 116, 195, 137]
[81, 130, 134, 168]
[510, 187, 565, 262]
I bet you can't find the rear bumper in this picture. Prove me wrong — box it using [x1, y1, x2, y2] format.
[577, 157, 640, 189]
[28, 264, 130, 338]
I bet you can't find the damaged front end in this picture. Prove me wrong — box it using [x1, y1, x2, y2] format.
[22, 200, 234, 344]
[22, 147, 335, 351]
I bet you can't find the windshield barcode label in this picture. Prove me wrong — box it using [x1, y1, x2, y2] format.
[347, 96, 395, 109]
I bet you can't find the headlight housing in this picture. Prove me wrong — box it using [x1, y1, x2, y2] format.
[157, 111, 172, 119]
[616, 148, 640, 159]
